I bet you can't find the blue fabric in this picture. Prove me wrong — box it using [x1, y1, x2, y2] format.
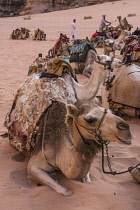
[63, 58, 70, 63]
[70, 41, 90, 55]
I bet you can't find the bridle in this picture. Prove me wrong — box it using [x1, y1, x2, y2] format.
[95, 56, 114, 72]
[74, 108, 108, 145]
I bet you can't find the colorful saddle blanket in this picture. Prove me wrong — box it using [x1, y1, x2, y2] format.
[69, 41, 96, 63]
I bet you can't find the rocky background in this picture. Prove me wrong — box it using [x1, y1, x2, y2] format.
[0, 0, 119, 17]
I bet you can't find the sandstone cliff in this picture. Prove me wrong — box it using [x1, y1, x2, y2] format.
[0, 0, 119, 17]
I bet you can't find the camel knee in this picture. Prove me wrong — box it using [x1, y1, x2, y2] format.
[27, 164, 40, 179]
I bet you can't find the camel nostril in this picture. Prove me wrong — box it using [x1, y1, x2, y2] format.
[117, 122, 129, 130]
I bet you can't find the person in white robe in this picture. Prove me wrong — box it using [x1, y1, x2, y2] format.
[71, 19, 76, 39]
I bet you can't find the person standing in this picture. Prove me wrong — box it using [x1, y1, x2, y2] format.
[99, 15, 111, 32]
[71, 19, 76, 39]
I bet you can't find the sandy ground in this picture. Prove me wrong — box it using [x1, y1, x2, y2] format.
[0, 0, 140, 209]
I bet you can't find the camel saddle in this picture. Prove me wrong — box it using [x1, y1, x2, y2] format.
[28, 57, 77, 82]
[69, 40, 96, 63]
[5, 75, 77, 155]
[108, 64, 140, 109]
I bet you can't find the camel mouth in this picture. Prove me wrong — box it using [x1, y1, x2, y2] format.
[115, 135, 131, 145]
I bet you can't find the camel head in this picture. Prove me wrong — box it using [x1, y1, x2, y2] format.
[96, 54, 123, 68]
[104, 39, 121, 51]
[66, 101, 133, 145]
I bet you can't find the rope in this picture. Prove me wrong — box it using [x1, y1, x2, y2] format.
[101, 141, 140, 175]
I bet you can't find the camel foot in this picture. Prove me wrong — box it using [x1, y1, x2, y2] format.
[60, 188, 72, 196]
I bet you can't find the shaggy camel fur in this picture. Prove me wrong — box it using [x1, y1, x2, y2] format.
[5, 57, 133, 196]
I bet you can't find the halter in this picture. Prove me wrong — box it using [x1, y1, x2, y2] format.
[74, 108, 108, 144]
[95, 56, 114, 72]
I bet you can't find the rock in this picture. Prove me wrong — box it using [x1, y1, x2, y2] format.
[0, 0, 120, 17]
[129, 167, 140, 183]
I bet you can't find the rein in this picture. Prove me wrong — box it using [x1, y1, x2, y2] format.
[101, 140, 140, 175]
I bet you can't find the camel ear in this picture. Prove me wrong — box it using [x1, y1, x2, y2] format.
[65, 115, 73, 129]
[66, 104, 78, 117]
[65, 105, 78, 129]
[97, 55, 101, 61]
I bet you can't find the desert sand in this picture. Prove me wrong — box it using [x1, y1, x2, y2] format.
[0, 0, 140, 209]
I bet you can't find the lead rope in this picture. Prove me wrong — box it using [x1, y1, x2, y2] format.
[101, 141, 140, 175]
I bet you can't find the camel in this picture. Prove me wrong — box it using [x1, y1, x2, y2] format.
[32, 28, 46, 41]
[117, 16, 133, 31]
[90, 29, 130, 49]
[48, 33, 70, 57]
[69, 40, 97, 78]
[101, 56, 140, 118]
[121, 35, 140, 66]
[114, 29, 131, 43]
[103, 39, 121, 56]
[132, 27, 140, 36]
[20, 27, 30, 39]
[5, 56, 133, 196]
[70, 49, 96, 78]
[10, 28, 22, 39]
[10, 28, 30, 40]
[90, 32, 107, 48]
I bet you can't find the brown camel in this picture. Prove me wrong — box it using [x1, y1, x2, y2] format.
[20, 27, 30, 39]
[117, 16, 133, 31]
[103, 39, 121, 56]
[33, 28, 46, 41]
[10, 28, 30, 40]
[5, 57, 133, 196]
[10, 28, 22, 39]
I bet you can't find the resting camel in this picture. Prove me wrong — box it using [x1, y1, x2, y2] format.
[103, 39, 121, 56]
[114, 29, 131, 43]
[101, 56, 140, 118]
[48, 33, 70, 57]
[5, 55, 133, 196]
[33, 28, 46, 41]
[69, 40, 97, 78]
[10, 28, 22, 39]
[10, 28, 30, 40]
[90, 29, 130, 50]
[20, 27, 30, 39]
[70, 49, 96, 78]
[121, 35, 140, 66]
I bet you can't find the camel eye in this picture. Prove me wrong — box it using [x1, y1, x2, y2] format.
[85, 117, 98, 124]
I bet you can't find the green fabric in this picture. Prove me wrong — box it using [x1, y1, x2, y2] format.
[69, 46, 89, 63]
[69, 42, 96, 63]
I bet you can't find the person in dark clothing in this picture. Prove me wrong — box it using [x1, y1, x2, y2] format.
[99, 15, 111, 32]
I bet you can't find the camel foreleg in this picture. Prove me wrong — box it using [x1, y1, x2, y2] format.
[27, 163, 72, 196]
